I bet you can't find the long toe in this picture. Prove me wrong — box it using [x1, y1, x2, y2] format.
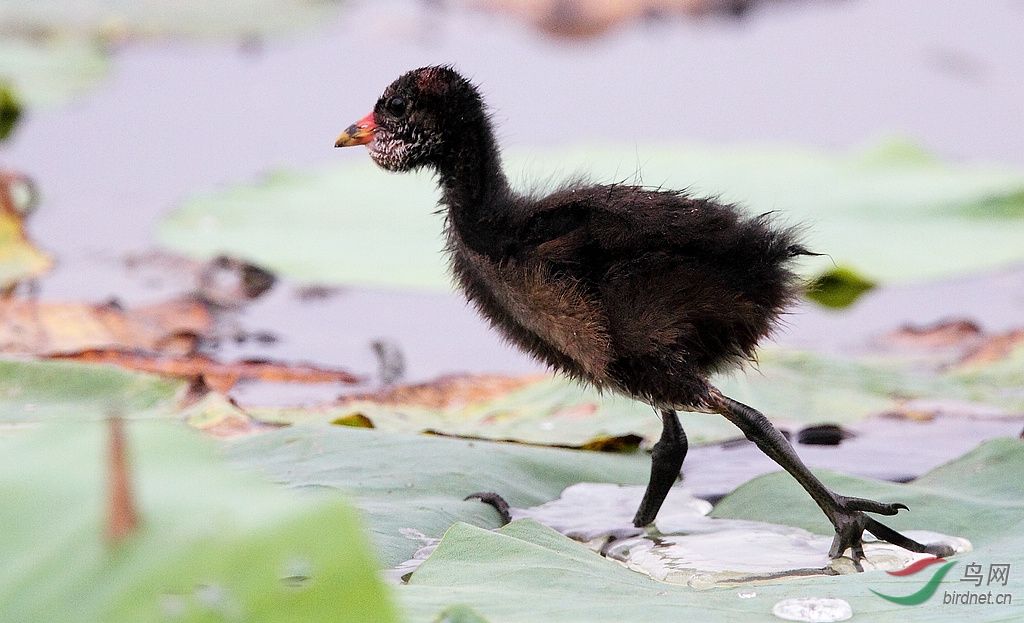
[838, 495, 907, 516]
[863, 516, 956, 558]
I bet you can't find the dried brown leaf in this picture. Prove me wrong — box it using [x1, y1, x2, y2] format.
[886, 319, 983, 348]
[881, 319, 1024, 369]
[338, 374, 545, 410]
[0, 296, 212, 355]
[53, 349, 361, 393]
[957, 329, 1024, 367]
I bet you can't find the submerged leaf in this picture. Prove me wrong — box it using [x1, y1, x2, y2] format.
[469, 0, 761, 39]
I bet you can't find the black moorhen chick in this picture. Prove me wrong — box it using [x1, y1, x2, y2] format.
[335, 66, 951, 565]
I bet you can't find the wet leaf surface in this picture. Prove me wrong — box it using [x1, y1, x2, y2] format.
[511, 483, 967, 585]
[161, 142, 1024, 292]
[0, 419, 397, 622]
[394, 439, 1024, 622]
[4, 353, 1021, 622]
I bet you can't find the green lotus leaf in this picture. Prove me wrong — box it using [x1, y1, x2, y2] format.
[223, 424, 652, 567]
[249, 345, 1024, 449]
[393, 438, 1024, 622]
[0, 419, 397, 622]
[0, 358, 182, 423]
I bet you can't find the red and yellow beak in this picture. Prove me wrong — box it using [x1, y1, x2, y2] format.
[335, 112, 377, 147]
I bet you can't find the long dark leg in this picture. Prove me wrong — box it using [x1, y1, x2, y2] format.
[633, 409, 688, 528]
[707, 387, 953, 565]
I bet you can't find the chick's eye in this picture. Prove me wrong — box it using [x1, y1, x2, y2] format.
[386, 96, 407, 117]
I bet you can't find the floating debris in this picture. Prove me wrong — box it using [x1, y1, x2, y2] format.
[796, 424, 854, 446]
[371, 338, 406, 386]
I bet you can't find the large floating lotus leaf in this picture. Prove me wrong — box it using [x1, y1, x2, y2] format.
[0, 420, 397, 623]
[711, 437, 1024, 543]
[249, 374, 733, 448]
[161, 166, 451, 290]
[0, 358, 182, 423]
[250, 346, 1024, 448]
[160, 142, 1024, 291]
[394, 439, 1024, 623]
[223, 424, 651, 567]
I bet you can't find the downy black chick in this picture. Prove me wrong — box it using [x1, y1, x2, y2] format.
[335, 65, 952, 565]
